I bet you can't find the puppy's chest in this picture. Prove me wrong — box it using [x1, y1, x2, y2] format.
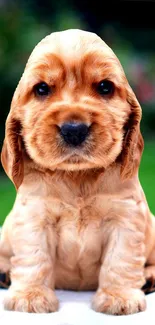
[49, 189, 107, 232]
[47, 191, 108, 267]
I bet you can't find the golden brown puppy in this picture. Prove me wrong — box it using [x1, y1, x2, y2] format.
[0, 29, 155, 315]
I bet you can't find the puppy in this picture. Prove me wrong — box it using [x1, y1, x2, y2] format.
[0, 29, 155, 315]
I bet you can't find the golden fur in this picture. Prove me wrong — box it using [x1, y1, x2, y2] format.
[0, 29, 155, 315]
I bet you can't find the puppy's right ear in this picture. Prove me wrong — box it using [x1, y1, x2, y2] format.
[1, 116, 24, 190]
[120, 85, 144, 180]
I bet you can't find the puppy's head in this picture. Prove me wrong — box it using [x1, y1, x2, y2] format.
[1, 29, 143, 189]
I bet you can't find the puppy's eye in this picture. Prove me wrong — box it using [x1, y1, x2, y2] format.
[34, 82, 50, 96]
[97, 80, 114, 96]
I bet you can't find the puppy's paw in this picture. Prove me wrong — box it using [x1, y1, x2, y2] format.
[92, 288, 146, 315]
[4, 285, 59, 313]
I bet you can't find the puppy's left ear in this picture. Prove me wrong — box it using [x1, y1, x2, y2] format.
[1, 115, 24, 190]
[120, 86, 144, 180]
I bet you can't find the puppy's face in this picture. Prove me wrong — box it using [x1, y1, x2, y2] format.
[3, 30, 142, 182]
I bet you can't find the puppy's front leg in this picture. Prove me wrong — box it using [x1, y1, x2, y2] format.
[4, 202, 58, 313]
[92, 222, 146, 315]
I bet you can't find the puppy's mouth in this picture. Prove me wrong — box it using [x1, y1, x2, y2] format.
[56, 153, 94, 171]
[64, 154, 85, 163]
[59, 150, 90, 164]
[55, 144, 94, 170]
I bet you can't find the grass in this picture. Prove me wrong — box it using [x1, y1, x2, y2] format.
[0, 141, 154, 226]
[139, 142, 155, 214]
[0, 178, 16, 225]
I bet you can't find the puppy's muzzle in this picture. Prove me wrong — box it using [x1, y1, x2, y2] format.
[60, 122, 89, 146]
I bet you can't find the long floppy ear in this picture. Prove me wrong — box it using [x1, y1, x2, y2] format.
[1, 116, 24, 190]
[120, 86, 144, 180]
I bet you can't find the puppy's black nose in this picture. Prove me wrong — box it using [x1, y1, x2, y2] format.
[60, 122, 89, 146]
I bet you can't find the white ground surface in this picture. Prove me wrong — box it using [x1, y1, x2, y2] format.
[0, 289, 154, 325]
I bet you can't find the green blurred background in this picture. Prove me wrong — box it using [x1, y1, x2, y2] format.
[0, 1, 155, 225]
